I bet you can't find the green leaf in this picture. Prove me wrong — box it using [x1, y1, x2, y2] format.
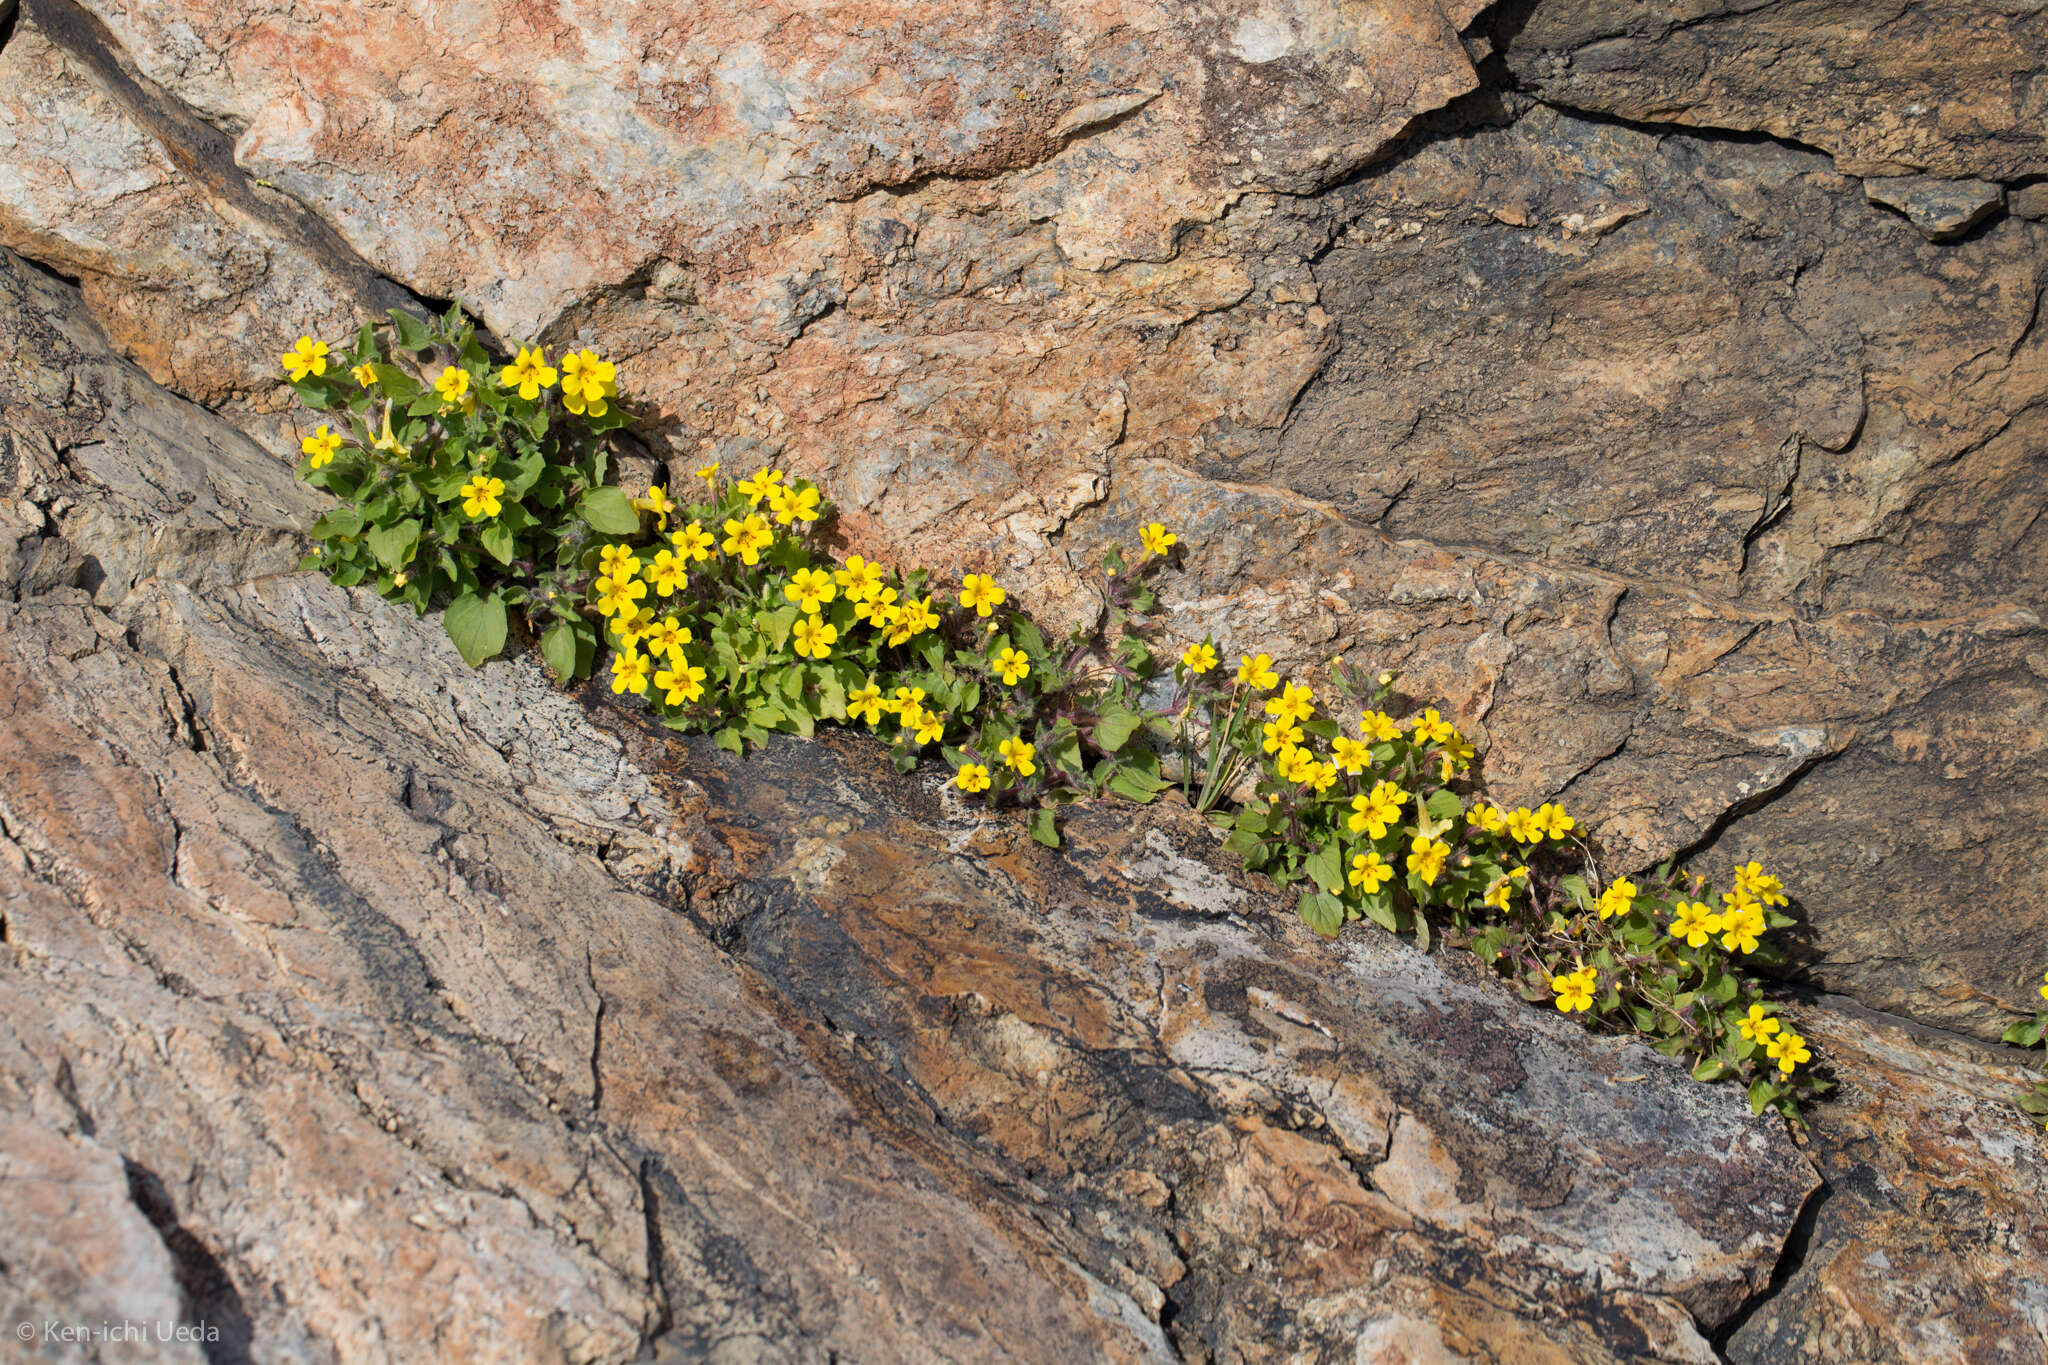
[540, 621, 594, 683]
[1011, 616, 1047, 661]
[1746, 1077, 1780, 1116]
[1692, 1056, 1730, 1082]
[1561, 875, 1593, 913]
[715, 726, 745, 755]
[1108, 767, 1165, 804]
[1297, 892, 1345, 938]
[1424, 788, 1464, 822]
[478, 521, 516, 565]
[1029, 807, 1060, 848]
[579, 486, 642, 535]
[444, 591, 508, 668]
[1303, 841, 1345, 896]
[388, 307, 434, 354]
[1093, 705, 1143, 753]
[1357, 889, 1398, 933]
[364, 518, 421, 570]
[311, 506, 367, 539]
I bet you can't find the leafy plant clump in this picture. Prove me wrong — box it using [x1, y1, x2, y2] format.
[2005, 976, 2048, 1127]
[281, 308, 1826, 1122]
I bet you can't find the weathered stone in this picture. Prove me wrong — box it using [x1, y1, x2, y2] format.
[1501, 0, 2048, 182]
[1863, 175, 2005, 240]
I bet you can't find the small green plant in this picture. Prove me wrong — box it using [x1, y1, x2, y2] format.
[282, 308, 1826, 1122]
[2004, 974, 2048, 1126]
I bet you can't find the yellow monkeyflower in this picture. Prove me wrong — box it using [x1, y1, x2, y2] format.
[560, 348, 617, 417]
[784, 566, 837, 613]
[643, 616, 692, 660]
[654, 661, 707, 705]
[1360, 710, 1403, 743]
[721, 514, 772, 565]
[835, 555, 887, 602]
[599, 543, 642, 578]
[1261, 720, 1304, 755]
[645, 549, 690, 596]
[997, 737, 1037, 777]
[673, 521, 715, 563]
[1181, 641, 1218, 675]
[955, 762, 992, 793]
[1669, 900, 1722, 949]
[694, 460, 720, 486]
[888, 595, 941, 645]
[1469, 802, 1507, 835]
[885, 686, 925, 717]
[372, 403, 412, 458]
[1407, 836, 1450, 885]
[2040, 968, 2048, 1004]
[791, 614, 838, 660]
[768, 482, 822, 526]
[1550, 966, 1597, 1013]
[1734, 861, 1789, 907]
[960, 573, 1006, 617]
[1737, 1005, 1781, 1044]
[281, 336, 330, 381]
[1483, 877, 1515, 911]
[1765, 1029, 1810, 1076]
[848, 681, 886, 725]
[1264, 682, 1316, 725]
[993, 646, 1031, 685]
[1438, 731, 1475, 781]
[300, 424, 344, 469]
[1718, 901, 1766, 955]
[1348, 781, 1407, 838]
[433, 365, 471, 406]
[350, 361, 379, 387]
[1275, 745, 1319, 785]
[1349, 851, 1393, 893]
[1535, 801, 1575, 840]
[1237, 653, 1280, 689]
[1330, 736, 1371, 775]
[633, 484, 676, 530]
[499, 346, 557, 400]
[1307, 761, 1339, 794]
[1503, 807, 1544, 845]
[613, 607, 657, 651]
[460, 474, 505, 519]
[909, 709, 947, 746]
[735, 467, 784, 506]
[855, 585, 899, 625]
[1596, 878, 1637, 921]
[593, 574, 647, 618]
[1138, 522, 1178, 556]
[1410, 708, 1457, 746]
[610, 650, 651, 695]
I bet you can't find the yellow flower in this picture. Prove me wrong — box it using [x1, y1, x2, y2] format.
[997, 737, 1037, 777]
[848, 681, 886, 725]
[499, 346, 558, 400]
[644, 616, 692, 660]
[994, 646, 1031, 686]
[1550, 966, 1597, 1013]
[560, 348, 617, 417]
[1596, 878, 1637, 921]
[350, 361, 379, 387]
[300, 424, 344, 469]
[372, 403, 412, 458]
[433, 365, 471, 406]
[1410, 708, 1457, 746]
[645, 549, 690, 596]
[791, 614, 838, 660]
[1138, 522, 1178, 556]
[1360, 710, 1403, 743]
[1503, 807, 1544, 844]
[694, 460, 721, 485]
[599, 544, 641, 578]
[1734, 861, 1789, 908]
[1264, 682, 1316, 726]
[633, 484, 676, 530]
[459, 475, 505, 519]
[885, 686, 925, 716]
[1737, 1005, 1781, 1044]
[721, 514, 773, 565]
[1535, 801, 1575, 841]
[1307, 761, 1339, 794]
[1469, 802, 1507, 835]
[1237, 653, 1280, 690]
[673, 521, 715, 563]
[1718, 901, 1766, 955]
[614, 607, 657, 651]
[888, 595, 941, 646]
[1483, 877, 1514, 911]
[784, 566, 838, 613]
[767, 482, 821, 526]
[1330, 736, 1371, 774]
[281, 336, 330, 381]
[1275, 745, 1319, 786]
[1765, 1029, 1810, 1076]
[593, 574, 647, 618]
[653, 661, 707, 705]
[2040, 968, 2048, 1004]
[1348, 781, 1407, 838]
[955, 762, 992, 794]
[1669, 900, 1722, 949]
[1181, 641, 1218, 675]
[1261, 720, 1304, 755]
[1349, 851, 1392, 893]
[855, 585, 899, 626]
[1407, 836, 1449, 885]
[835, 555, 887, 602]
[960, 573, 1006, 617]
[610, 650, 651, 695]
[736, 467, 784, 506]
[909, 709, 947, 746]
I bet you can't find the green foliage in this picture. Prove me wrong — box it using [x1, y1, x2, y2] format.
[2003, 994, 2048, 1126]
[282, 310, 1830, 1124]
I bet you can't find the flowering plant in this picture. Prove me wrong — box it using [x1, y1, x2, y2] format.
[284, 308, 1826, 1122]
